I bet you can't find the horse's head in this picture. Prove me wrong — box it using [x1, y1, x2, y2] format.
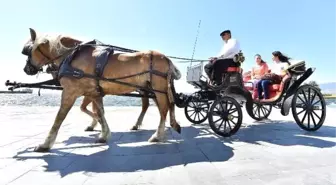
[22, 28, 82, 75]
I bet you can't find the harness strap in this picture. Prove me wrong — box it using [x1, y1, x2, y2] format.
[58, 40, 169, 95]
[94, 46, 114, 96]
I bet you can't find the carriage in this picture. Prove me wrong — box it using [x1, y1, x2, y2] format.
[183, 57, 327, 137]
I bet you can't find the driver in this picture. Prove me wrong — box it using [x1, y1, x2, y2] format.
[204, 30, 241, 85]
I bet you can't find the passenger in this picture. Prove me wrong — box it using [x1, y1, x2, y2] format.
[250, 54, 269, 86]
[204, 29, 241, 85]
[256, 51, 291, 99]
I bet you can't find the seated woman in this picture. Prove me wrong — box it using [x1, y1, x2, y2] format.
[256, 51, 291, 100]
[250, 54, 269, 86]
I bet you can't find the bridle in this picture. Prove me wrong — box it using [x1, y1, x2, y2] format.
[22, 41, 75, 75]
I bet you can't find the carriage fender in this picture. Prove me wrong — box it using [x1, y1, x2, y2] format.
[223, 86, 254, 117]
[280, 67, 314, 116]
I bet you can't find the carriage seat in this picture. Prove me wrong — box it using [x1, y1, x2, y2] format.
[287, 60, 306, 75]
[225, 67, 242, 73]
[268, 74, 291, 92]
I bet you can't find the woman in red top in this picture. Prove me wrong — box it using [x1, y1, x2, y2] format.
[250, 54, 269, 85]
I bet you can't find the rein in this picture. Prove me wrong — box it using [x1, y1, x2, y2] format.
[33, 40, 210, 75]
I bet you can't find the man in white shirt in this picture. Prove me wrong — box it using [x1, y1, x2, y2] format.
[204, 30, 241, 85]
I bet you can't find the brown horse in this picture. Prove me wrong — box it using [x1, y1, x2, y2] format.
[22, 28, 182, 152]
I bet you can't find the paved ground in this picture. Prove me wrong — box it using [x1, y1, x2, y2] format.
[0, 106, 335, 185]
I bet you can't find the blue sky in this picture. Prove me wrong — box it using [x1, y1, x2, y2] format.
[0, 0, 335, 92]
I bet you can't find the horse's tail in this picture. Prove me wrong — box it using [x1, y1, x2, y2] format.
[165, 56, 181, 105]
[169, 59, 181, 80]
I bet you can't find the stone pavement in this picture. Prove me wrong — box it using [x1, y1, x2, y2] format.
[0, 106, 335, 185]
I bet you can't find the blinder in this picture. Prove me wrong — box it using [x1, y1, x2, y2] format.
[22, 41, 33, 56]
[22, 41, 43, 75]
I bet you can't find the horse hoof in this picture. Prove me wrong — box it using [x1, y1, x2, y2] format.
[96, 138, 107, 143]
[130, 125, 138, 131]
[148, 137, 160, 143]
[34, 145, 50, 153]
[85, 126, 94, 132]
[174, 124, 181, 134]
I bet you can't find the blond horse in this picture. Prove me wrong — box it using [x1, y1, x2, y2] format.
[22, 28, 182, 152]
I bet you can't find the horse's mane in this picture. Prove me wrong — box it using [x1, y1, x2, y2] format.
[35, 32, 79, 56]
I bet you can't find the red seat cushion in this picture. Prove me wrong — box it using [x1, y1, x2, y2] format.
[226, 67, 241, 72]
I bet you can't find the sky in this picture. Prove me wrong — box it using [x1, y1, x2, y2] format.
[0, 0, 335, 93]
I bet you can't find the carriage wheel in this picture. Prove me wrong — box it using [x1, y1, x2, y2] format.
[184, 100, 209, 124]
[291, 85, 326, 131]
[251, 102, 272, 121]
[208, 96, 243, 137]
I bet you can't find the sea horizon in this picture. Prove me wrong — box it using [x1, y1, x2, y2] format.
[1, 92, 336, 108]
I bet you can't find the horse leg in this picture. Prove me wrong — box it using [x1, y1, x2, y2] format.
[87, 103, 99, 131]
[169, 103, 181, 134]
[148, 92, 169, 142]
[80, 96, 99, 131]
[34, 90, 78, 152]
[130, 92, 150, 130]
[91, 96, 111, 143]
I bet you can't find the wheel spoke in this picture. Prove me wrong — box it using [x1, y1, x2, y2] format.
[229, 119, 236, 126]
[308, 111, 311, 129]
[297, 94, 306, 105]
[310, 91, 317, 104]
[308, 88, 311, 103]
[310, 112, 317, 127]
[193, 111, 198, 121]
[189, 111, 196, 118]
[190, 101, 197, 108]
[260, 106, 266, 117]
[229, 108, 237, 114]
[197, 112, 201, 121]
[219, 100, 226, 112]
[302, 89, 308, 103]
[223, 120, 227, 132]
[217, 120, 224, 130]
[313, 99, 321, 106]
[213, 117, 222, 124]
[257, 106, 261, 118]
[228, 103, 233, 111]
[312, 110, 321, 120]
[261, 106, 270, 113]
[199, 111, 206, 119]
[253, 107, 257, 115]
[301, 111, 308, 124]
[227, 120, 232, 131]
[297, 107, 307, 115]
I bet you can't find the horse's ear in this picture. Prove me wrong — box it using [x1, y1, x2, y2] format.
[60, 36, 82, 48]
[29, 28, 37, 41]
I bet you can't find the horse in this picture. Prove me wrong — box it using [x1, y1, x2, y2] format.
[21, 28, 182, 152]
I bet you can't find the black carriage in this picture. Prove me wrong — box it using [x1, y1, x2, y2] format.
[181, 58, 327, 137]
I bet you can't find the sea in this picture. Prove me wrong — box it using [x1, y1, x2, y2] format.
[1, 91, 336, 108]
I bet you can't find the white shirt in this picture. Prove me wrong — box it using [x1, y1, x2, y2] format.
[217, 38, 241, 59]
[270, 62, 289, 75]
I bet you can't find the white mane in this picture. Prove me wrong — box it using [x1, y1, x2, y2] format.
[35, 33, 72, 56]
